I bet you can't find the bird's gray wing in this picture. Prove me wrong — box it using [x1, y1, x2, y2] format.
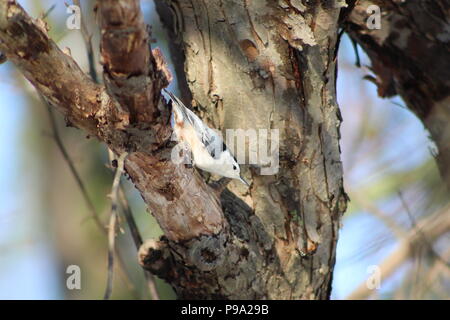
[164, 89, 217, 157]
[163, 89, 195, 127]
[187, 109, 218, 157]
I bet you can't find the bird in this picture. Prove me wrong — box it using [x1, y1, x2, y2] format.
[163, 89, 249, 187]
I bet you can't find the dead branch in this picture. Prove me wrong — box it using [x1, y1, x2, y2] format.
[72, 1, 160, 298]
[0, 0, 225, 243]
[97, 0, 171, 124]
[104, 152, 128, 299]
[118, 186, 160, 300]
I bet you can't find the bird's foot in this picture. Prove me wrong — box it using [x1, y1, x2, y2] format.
[209, 177, 232, 195]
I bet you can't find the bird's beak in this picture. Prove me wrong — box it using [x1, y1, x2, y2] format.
[239, 176, 250, 187]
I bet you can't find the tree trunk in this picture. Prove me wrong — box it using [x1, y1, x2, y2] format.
[2, 0, 448, 299]
[146, 0, 348, 299]
[7, 0, 449, 300]
[6, 0, 449, 301]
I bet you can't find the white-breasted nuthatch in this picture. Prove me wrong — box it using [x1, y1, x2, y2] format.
[163, 89, 249, 186]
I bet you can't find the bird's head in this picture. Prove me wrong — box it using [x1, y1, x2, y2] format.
[220, 150, 249, 186]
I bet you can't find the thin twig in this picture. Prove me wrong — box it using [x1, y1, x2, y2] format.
[115, 248, 142, 299]
[117, 187, 160, 300]
[73, 0, 98, 83]
[398, 191, 450, 267]
[419, 248, 450, 298]
[104, 152, 128, 300]
[352, 192, 407, 239]
[118, 187, 143, 246]
[41, 4, 56, 20]
[44, 97, 106, 233]
[143, 260, 161, 299]
[391, 101, 408, 110]
[73, 0, 159, 299]
[42, 95, 145, 298]
[104, 209, 118, 300]
[109, 152, 160, 300]
[346, 207, 450, 300]
[350, 37, 361, 68]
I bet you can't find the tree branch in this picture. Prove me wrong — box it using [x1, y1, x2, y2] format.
[2, 0, 349, 299]
[151, 0, 348, 299]
[45, 99, 106, 232]
[104, 152, 128, 300]
[97, 0, 172, 124]
[0, 0, 226, 243]
[73, 0, 98, 83]
[0, 0, 104, 135]
[118, 186, 160, 300]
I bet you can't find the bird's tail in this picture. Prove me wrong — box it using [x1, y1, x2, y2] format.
[163, 89, 192, 126]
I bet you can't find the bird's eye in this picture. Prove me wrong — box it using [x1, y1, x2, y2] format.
[232, 165, 237, 170]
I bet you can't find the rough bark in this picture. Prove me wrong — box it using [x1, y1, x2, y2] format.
[0, 0, 226, 243]
[1, 0, 348, 299]
[150, 0, 348, 299]
[344, 0, 450, 189]
[97, 0, 168, 124]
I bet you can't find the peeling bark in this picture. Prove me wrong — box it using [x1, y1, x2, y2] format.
[153, 0, 348, 299]
[97, 0, 170, 124]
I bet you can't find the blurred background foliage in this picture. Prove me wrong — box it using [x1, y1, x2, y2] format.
[0, 0, 448, 299]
